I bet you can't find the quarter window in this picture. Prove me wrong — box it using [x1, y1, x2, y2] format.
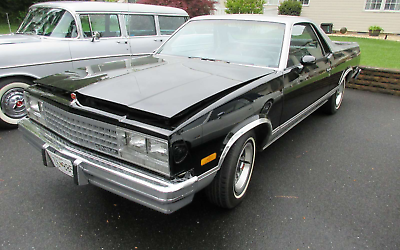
[125, 15, 156, 36]
[80, 14, 121, 38]
[159, 16, 187, 35]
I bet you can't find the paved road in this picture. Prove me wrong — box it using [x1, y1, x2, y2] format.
[1, 89, 399, 250]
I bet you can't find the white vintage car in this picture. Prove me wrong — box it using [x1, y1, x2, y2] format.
[0, 1, 188, 128]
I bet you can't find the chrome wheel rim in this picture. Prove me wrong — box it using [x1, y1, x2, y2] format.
[234, 139, 255, 198]
[1, 87, 26, 119]
[335, 80, 345, 109]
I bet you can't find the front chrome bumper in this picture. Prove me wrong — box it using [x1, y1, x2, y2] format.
[19, 118, 217, 214]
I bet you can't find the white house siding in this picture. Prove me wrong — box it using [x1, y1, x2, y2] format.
[301, 0, 400, 34]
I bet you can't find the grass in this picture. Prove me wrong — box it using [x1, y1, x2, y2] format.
[0, 23, 19, 34]
[329, 36, 400, 70]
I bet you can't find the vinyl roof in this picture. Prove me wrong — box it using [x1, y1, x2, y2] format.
[31, 1, 188, 15]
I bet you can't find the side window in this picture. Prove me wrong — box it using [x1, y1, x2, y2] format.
[287, 24, 324, 67]
[80, 14, 121, 38]
[50, 11, 77, 38]
[158, 16, 187, 35]
[125, 15, 156, 36]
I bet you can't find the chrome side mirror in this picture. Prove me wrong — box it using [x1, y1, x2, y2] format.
[91, 31, 100, 42]
[301, 55, 316, 65]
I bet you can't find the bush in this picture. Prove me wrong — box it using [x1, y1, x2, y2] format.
[340, 27, 347, 34]
[368, 26, 384, 31]
[225, 0, 266, 14]
[278, 0, 302, 16]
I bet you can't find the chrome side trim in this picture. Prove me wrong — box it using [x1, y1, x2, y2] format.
[263, 87, 338, 150]
[217, 118, 272, 169]
[0, 53, 149, 70]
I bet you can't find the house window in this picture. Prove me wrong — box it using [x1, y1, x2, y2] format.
[298, 0, 310, 5]
[265, 0, 280, 5]
[365, 0, 400, 10]
[365, 0, 383, 10]
[384, 0, 400, 10]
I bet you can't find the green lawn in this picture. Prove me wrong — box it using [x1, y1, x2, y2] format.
[329, 36, 400, 70]
[0, 23, 19, 34]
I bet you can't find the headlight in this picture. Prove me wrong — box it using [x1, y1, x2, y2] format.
[25, 92, 46, 125]
[116, 128, 170, 176]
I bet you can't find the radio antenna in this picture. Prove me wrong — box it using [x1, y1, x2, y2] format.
[6, 13, 12, 33]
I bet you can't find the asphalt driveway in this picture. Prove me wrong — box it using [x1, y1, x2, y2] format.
[1, 89, 399, 250]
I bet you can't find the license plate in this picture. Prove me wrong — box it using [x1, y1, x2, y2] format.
[47, 150, 73, 177]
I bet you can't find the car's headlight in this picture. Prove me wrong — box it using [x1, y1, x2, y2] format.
[25, 92, 46, 125]
[116, 128, 170, 176]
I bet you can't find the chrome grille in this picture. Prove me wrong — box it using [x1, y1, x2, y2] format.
[43, 103, 119, 156]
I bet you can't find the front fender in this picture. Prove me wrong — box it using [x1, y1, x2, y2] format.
[218, 115, 272, 169]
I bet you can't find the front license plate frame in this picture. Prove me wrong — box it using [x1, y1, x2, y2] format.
[47, 150, 74, 177]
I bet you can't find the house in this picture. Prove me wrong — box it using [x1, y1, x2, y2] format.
[300, 0, 400, 34]
[213, 0, 400, 34]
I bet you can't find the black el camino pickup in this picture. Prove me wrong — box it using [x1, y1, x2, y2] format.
[19, 15, 361, 214]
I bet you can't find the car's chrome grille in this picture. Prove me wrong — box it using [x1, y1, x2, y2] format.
[42, 103, 119, 156]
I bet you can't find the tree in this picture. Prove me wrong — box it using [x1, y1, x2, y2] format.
[278, 0, 302, 16]
[137, 0, 215, 17]
[0, 0, 47, 24]
[225, 0, 265, 14]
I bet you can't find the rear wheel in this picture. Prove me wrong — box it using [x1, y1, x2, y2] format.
[205, 131, 256, 209]
[323, 76, 345, 115]
[0, 78, 32, 129]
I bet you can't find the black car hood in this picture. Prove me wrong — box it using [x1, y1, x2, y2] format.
[36, 56, 275, 119]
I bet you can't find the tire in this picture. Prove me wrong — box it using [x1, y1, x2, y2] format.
[205, 131, 256, 209]
[323, 76, 345, 115]
[0, 78, 32, 129]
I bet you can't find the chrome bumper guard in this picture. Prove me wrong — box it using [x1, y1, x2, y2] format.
[19, 118, 217, 214]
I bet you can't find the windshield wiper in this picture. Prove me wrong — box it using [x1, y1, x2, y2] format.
[188, 56, 230, 64]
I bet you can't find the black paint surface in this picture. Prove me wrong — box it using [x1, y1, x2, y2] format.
[1, 89, 399, 250]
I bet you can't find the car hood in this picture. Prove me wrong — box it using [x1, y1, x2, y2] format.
[36, 55, 275, 119]
[0, 34, 41, 45]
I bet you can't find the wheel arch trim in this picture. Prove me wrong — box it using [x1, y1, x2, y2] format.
[217, 117, 272, 170]
[0, 73, 39, 82]
[339, 67, 353, 85]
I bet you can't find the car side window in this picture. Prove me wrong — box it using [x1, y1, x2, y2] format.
[287, 24, 324, 67]
[125, 15, 156, 36]
[158, 16, 187, 35]
[80, 14, 121, 38]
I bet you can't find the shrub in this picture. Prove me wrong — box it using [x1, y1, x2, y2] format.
[225, 0, 266, 14]
[368, 26, 384, 31]
[278, 0, 302, 16]
[340, 27, 347, 34]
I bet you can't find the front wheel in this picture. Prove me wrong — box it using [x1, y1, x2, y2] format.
[323, 77, 345, 115]
[205, 131, 256, 209]
[0, 78, 32, 129]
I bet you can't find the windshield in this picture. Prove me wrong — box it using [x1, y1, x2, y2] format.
[158, 20, 285, 68]
[17, 7, 78, 38]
